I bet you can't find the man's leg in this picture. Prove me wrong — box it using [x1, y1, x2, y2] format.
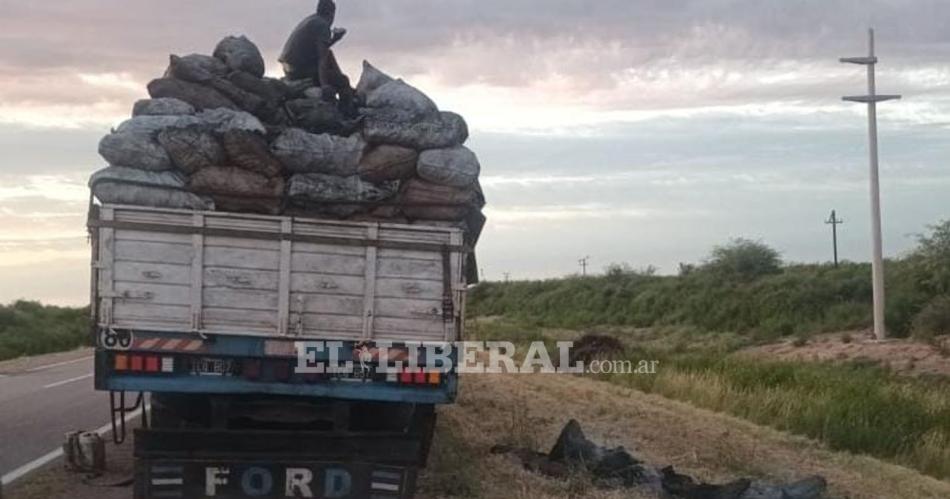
[322, 51, 357, 117]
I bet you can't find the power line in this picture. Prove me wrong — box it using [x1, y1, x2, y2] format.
[578, 256, 590, 277]
[825, 210, 844, 267]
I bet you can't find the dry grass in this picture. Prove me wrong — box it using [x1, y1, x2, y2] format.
[418, 373, 950, 499]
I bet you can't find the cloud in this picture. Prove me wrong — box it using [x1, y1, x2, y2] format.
[2, 0, 948, 130]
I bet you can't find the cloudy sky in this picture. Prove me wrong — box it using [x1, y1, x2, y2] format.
[1, 0, 949, 305]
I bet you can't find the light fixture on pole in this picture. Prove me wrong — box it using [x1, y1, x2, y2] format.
[840, 28, 900, 340]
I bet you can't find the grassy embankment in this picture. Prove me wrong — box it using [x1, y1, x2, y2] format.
[467, 222, 950, 480]
[0, 301, 90, 361]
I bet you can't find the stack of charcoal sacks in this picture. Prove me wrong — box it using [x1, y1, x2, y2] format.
[89, 35, 485, 275]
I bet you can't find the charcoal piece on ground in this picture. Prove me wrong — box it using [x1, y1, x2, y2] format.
[132, 98, 195, 117]
[742, 476, 827, 499]
[546, 420, 656, 489]
[399, 178, 483, 221]
[209, 195, 282, 215]
[549, 419, 605, 464]
[157, 127, 226, 174]
[355, 61, 394, 101]
[363, 109, 468, 149]
[166, 54, 229, 83]
[188, 166, 285, 199]
[196, 108, 266, 134]
[114, 115, 203, 136]
[417, 146, 480, 188]
[365, 79, 438, 119]
[148, 77, 238, 111]
[285, 98, 348, 134]
[358, 145, 418, 183]
[213, 35, 265, 78]
[271, 128, 364, 175]
[98, 132, 172, 171]
[221, 129, 284, 178]
[660, 466, 751, 499]
[89, 166, 213, 210]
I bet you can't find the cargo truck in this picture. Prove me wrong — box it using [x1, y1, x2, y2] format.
[88, 203, 470, 498]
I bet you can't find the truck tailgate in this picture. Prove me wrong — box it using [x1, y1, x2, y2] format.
[90, 204, 466, 344]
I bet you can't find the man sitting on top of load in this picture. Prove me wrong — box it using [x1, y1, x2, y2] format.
[280, 0, 357, 117]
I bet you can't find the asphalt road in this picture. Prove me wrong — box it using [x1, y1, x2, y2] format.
[0, 355, 111, 484]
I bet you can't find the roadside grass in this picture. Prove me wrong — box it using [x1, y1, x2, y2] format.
[0, 301, 90, 361]
[470, 319, 950, 481]
[469, 220, 950, 341]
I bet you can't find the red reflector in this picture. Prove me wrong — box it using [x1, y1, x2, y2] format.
[413, 371, 426, 384]
[114, 354, 129, 371]
[399, 370, 413, 384]
[145, 356, 160, 372]
[130, 355, 144, 372]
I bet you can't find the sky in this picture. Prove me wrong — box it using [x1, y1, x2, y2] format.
[1, 0, 949, 305]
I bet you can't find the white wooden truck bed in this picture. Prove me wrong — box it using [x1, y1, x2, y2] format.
[89, 204, 467, 343]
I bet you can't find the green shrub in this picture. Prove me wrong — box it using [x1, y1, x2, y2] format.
[911, 295, 950, 341]
[0, 301, 90, 360]
[703, 238, 782, 280]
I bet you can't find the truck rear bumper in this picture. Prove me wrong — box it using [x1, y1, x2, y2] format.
[134, 428, 422, 498]
[104, 373, 454, 404]
[95, 331, 458, 405]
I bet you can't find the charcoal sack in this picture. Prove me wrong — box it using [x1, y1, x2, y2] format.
[358, 145, 418, 182]
[89, 166, 213, 210]
[271, 128, 365, 175]
[188, 166, 285, 199]
[157, 127, 226, 174]
[98, 132, 172, 171]
[213, 36, 266, 78]
[363, 110, 468, 150]
[132, 98, 195, 117]
[417, 146, 480, 188]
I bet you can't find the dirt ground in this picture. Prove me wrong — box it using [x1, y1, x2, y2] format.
[7, 371, 950, 499]
[740, 330, 950, 378]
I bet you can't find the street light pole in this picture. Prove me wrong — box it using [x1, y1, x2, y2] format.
[840, 28, 900, 340]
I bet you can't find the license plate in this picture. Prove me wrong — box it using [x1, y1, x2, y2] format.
[191, 358, 236, 376]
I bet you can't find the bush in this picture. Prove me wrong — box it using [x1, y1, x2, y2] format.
[911, 296, 950, 341]
[703, 238, 782, 280]
[0, 301, 90, 360]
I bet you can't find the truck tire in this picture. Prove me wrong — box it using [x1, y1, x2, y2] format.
[409, 404, 437, 467]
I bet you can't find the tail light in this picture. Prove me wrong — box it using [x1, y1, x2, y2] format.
[393, 368, 442, 386]
[113, 354, 174, 373]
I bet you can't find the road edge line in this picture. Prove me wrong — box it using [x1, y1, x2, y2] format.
[0, 407, 143, 486]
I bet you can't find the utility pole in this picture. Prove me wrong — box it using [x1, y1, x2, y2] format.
[840, 28, 900, 340]
[825, 210, 844, 267]
[578, 256, 590, 277]
[503, 272, 510, 283]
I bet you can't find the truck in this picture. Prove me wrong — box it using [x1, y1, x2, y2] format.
[88, 203, 470, 498]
